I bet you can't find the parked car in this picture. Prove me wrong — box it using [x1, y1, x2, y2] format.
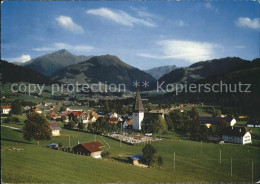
[47, 143, 58, 149]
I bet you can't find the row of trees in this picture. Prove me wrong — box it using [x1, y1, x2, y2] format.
[165, 107, 229, 141]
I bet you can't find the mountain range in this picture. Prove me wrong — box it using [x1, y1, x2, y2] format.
[144, 65, 177, 79]
[51, 54, 156, 90]
[3, 49, 259, 94]
[158, 57, 248, 86]
[1, 60, 51, 84]
[22, 49, 93, 77]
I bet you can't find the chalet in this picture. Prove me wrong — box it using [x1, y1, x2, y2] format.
[49, 122, 61, 136]
[68, 111, 84, 121]
[73, 141, 104, 159]
[1, 105, 11, 114]
[200, 117, 236, 128]
[222, 126, 252, 145]
[84, 110, 99, 123]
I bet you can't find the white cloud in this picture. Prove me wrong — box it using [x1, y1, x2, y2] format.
[86, 8, 156, 27]
[137, 40, 221, 63]
[33, 42, 94, 53]
[56, 16, 84, 33]
[5, 55, 31, 63]
[235, 17, 260, 29]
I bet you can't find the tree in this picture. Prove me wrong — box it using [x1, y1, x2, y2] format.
[217, 120, 229, 136]
[199, 124, 209, 142]
[23, 112, 52, 146]
[142, 144, 158, 167]
[87, 123, 94, 133]
[101, 150, 111, 158]
[165, 115, 174, 130]
[60, 116, 66, 123]
[67, 120, 76, 129]
[157, 156, 164, 168]
[92, 117, 110, 134]
[104, 100, 110, 113]
[10, 100, 22, 115]
[212, 110, 221, 117]
[78, 122, 84, 131]
[142, 115, 167, 134]
[60, 106, 66, 112]
[189, 107, 201, 140]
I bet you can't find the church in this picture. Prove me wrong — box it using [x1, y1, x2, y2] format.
[132, 89, 144, 130]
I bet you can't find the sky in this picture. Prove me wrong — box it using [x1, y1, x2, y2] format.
[1, 1, 259, 70]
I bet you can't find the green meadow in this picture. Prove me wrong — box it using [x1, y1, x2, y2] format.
[2, 121, 260, 183]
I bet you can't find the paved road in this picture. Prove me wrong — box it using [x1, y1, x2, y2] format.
[1, 125, 23, 132]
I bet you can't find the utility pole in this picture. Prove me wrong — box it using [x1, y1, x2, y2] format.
[220, 150, 221, 164]
[252, 160, 254, 183]
[69, 135, 70, 147]
[231, 157, 233, 177]
[95, 134, 96, 142]
[173, 152, 176, 173]
[200, 140, 202, 154]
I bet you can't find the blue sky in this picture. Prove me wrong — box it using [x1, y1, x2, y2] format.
[1, 1, 259, 70]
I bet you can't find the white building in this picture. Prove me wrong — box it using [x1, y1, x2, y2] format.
[1, 106, 11, 114]
[49, 122, 61, 136]
[222, 126, 252, 145]
[132, 89, 144, 130]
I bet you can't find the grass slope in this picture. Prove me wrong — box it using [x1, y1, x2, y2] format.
[1, 123, 260, 183]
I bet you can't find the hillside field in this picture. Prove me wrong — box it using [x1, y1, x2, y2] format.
[1, 122, 260, 183]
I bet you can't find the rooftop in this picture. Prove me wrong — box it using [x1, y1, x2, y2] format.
[49, 122, 61, 131]
[133, 89, 144, 112]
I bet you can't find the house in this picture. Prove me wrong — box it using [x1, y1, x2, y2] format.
[49, 122, 61, 136]
[73, 141, 104, 159]
[1, 105, 11, 114]
[68, 111, 84, 121]
[200, 117, 236, 127]
[222, 126, 252, 145]
[30, 107, 42, 114]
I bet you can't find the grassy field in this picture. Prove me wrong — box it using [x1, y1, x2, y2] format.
[2, 120, 260, 183]
[182, 105, 216, 117]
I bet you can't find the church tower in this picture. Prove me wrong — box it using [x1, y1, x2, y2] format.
[132, 89, 144, 130]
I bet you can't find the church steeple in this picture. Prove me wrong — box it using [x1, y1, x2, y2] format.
[133, 89, 144, 112]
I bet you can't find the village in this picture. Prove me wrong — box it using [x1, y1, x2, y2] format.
[1, 89, 258, 168]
